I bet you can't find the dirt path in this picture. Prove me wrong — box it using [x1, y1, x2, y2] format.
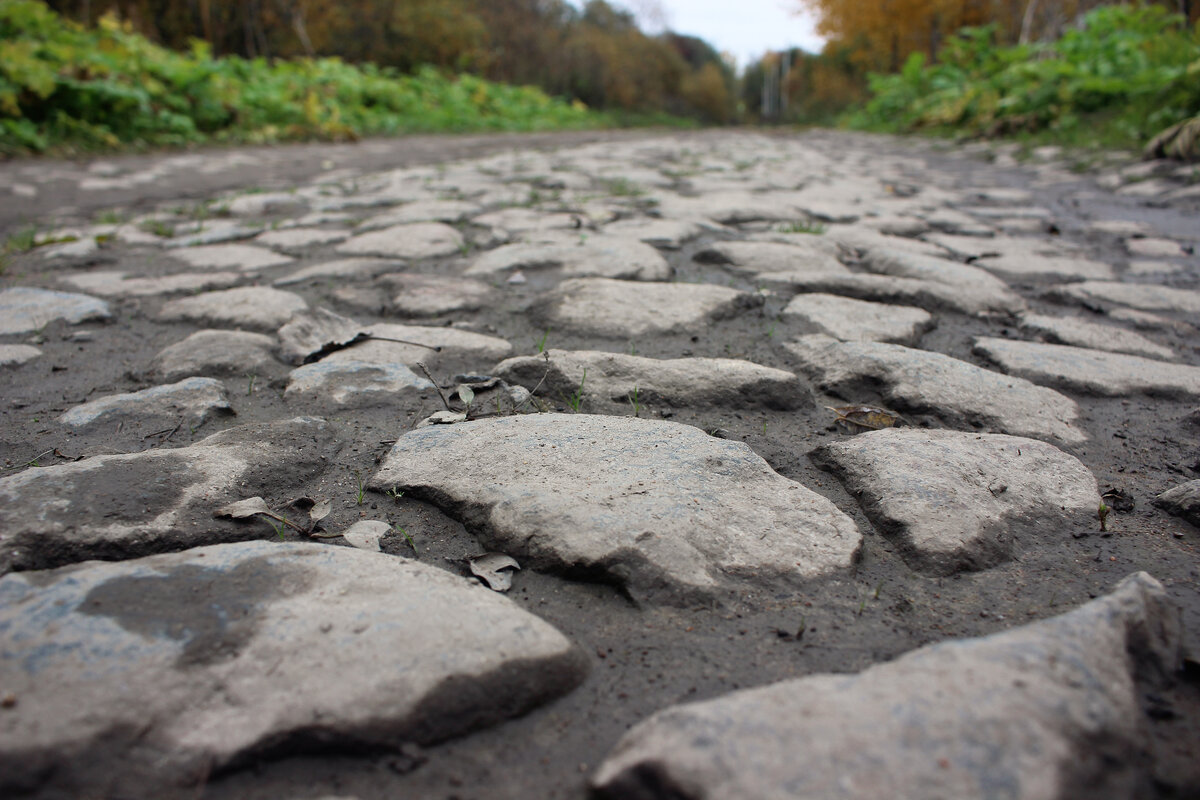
[0, 129, 1197, 800]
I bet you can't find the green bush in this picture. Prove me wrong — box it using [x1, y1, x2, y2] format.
[0, 0, 604, 156]
[847, 4, 1200, 149]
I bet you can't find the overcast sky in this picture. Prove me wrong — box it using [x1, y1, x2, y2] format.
[617, 0, 825, 67]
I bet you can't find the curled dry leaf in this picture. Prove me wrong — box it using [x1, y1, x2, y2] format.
[309, 499, 332, 523]
[827, 405, 904, 434]
[215, 497, 272, 519]
[341, 520, 391, 551]
[456, 384, 476, 407]
[468, 553, 521, 592]
[415, 410, 468, 428]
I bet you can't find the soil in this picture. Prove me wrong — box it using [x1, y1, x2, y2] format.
[1, 128, 1198, 800]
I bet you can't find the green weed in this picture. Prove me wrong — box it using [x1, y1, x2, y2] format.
[394, 524, 417, 554]
[628, 385, 642, 417]
[353, 469, 366, 505]
[535, 329, 551, 354]
[776, 220, 827, 235]
[564, 369, 587, 412]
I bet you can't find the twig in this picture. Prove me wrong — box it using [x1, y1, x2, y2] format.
[367, 335, 442, 351]
[2, 448, 57, 471]
[142, 421, 182, 441]
[416, 362, 452, 411]
[514, 364, 554, 413]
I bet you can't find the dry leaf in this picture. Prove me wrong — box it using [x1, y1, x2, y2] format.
[342, 520, 391, 551]
[215, 497, 272, 519]
[826, 405, 903, 434]
[415, 410, 468, 428]
[468, 553, 520, 592]
[309, 499, 332, 523]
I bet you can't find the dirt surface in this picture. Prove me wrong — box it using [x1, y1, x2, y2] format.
[1, 128, 1198, 799]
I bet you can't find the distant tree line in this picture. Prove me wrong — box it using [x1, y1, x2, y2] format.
[45, 0, 738, 122]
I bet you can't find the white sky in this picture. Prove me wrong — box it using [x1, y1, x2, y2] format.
[618, 0, 825, 68]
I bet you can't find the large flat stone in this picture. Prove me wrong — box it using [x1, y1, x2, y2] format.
[858, 247, 1024, 315]
[58, 377, 234, 431]
[0, 288, 111, 335]
[168, 244, 293, 272]
[158, 287, 308, 331]
[0, 541, 584, 798]
[356, 199, 481, 229]
[152, 330, 281, 382]
[370, 414, 861, 604]
[760, 271, 998, 316]
[60, 270, 243, 297]
[322, 323, 512, 367]
[1154, 480, 1200, 527]
[1018, 312, 1175, 360]
[602, 217, 706, 249]
[464, 232, 671, 281]
[592, 572, 1180, 800]
[812, 429, 1099, 574]
[285, 360, 433, 407]
[252, 227, 349, 253]
[0, 345, 41, 367]
[1060, 281, 1200, 314]
[974, 337, 1200, 399]
[784, 335, 1086, 444]
[273, 257, 404, 286]
[782, 293, 933, 344]
[336, 222, 465, 260]
[493, 350, 807, 409]
[532, 278, 762, 338]
[693, 240, 846, 275]
[382, 272, 498, 317]
[0, 417, 342, 573]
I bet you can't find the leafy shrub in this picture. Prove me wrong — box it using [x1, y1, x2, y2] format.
[0, 0, 604, 156]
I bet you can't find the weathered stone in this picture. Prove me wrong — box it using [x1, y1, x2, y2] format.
[371, 414, 861, 604]
[168, 244, 293, 272]
[592, 572, 1180, 800]
[160, 222, 264, 249]
[532, 278, 762, 338]
[277, 308, 368, 366]
[1154, 480, 1200, 527]
[381, 273, 497, 317]
[60, 270, 242, 297]
[0, 541, 584, 798]
[784, 335, 1085, 444]
[152, 330, 280, 382]
[225, 191, 308, 216]
[285, 361, 432, 407]
[464, 232, 671, 281]
[977, 252, 1115, 280]
[858, 247, 1024, 315]
[813, 429, 1098, 574]
[471, 208, 580, 233]
[693, 240, 846, 275]
[0, 288, 111, 335]
[602, 217, 706, 249]
[974, 337, 1200, 399]
[758, 271, 997, 317]
[1059, 281, 1200, 314]
[0, 417, 342, 573]
[0, 345, 41, 367]
[356, 200, 481, 229]
[59, 377, 234, 430]
[1126, 260, 1185, 276]
[252, 228, 349, 253]
[782, 293, 933, 344]
[158, 287, 308, 331]
[1018, 312, 1175, 360]
[321, 323, 512, 367]
[1125, 237, 1187, 258]
[336, 222, 464, 260]
[654, 191, 804, 225]
[273, 257, 403, 286]
[493, 350, 807, 409]
[922, 207, 994, 236]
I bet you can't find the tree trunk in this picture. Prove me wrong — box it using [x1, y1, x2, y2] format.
[291, 5, 315, 58]
[1020, 0, 1040, 44]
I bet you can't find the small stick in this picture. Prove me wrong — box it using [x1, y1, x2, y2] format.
[2, 448, 57, 471]
[416, 362, 453, 411]
[514, 365, 553, 413]
[367, 335, 442, 351]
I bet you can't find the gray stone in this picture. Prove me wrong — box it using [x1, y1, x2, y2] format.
[493, 350, 807, 409]
[273, 257, 403, 286]
[922, 207, 994, 236]
[471, 208, 581, 233]
[654, 191, 804, 225]
[60, 270, 242, 297]
[1126, 260, 1185, 276]
[356, 200, 481, 229]
[694, 240, 847, 275]
[159, 222, 265, 249]
[602, 218, 706, 249]
[158, 287, 308, 331]
[758, 271, 1000, 317]
[1126, 237, 1187, 258]
[0, 541, 584, 798]
[371, 414, 861, 604]
[336, 223, 464, 260]
[0, 417, 342, 574]
[464, 232, 671, 281]
[973, 337, 1200, 399]
[168, 244, 293, 272]
[321, 323, 512, 368]
[59, 377, 234, 430]
[225, 191, 308, 216]
[0, 345, 41, 367]
[381, 273, 497, 317]
[1154, 480, 1200, 527]
[0, 288, 111, 335]
[532, 278, 762, 338]
[858, 247, 1024, 315]
[252, 228, 349, 253]
[285, 361, 433, 407]
[784, 335, 1085, 444]
[812, 429, 1099, 574]
[592, 572, 1180, 800]
[277, 308, 367, 366]
[976, 252, 1115, 281]
[152, 330, 280, 382]
[1060, 281, 1200, 314]
[782, 293, 933, 344]
[1018, 312, 1175, 360]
